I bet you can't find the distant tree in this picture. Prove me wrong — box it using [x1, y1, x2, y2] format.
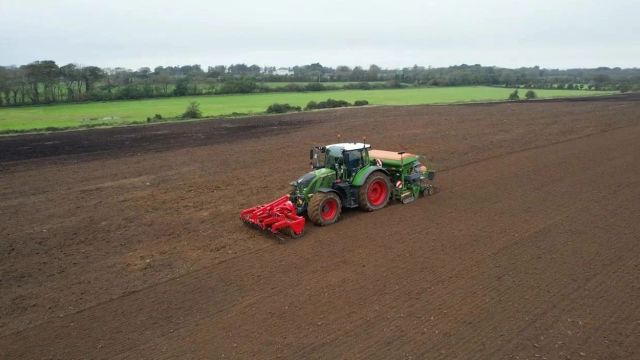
[367, 64, 381, 81]
[21, 60, 61, 103]
[335, 66, 352, 81]
[2, 61, 640, 108]
[508, 89, 520, 101]
[350, 66, 367, 81]
[499, 71, 515, 87]
[207, 65, 226, 78]
[618, 84, 631, 93]
[60, 63, 82, 100]
[228, 64, 250, 76]
[217, 79, 257, 94]
[307, 63, 325, 82]
[6, 67, 27, 105]
[182, 101, 202, 118]
[265, 103, 301, 113]
[304, 101, 317, 111]
[0, 67, 7, 106]
[151, 72, 171, 95]
[137, 67, 151, 79]
[81, 66, 104, 94]
[248, 64, 262, 75]
[21, 62, 41, 103]
[304, 82, 325, 91]
[178, 64, 204, 77]
[386, 79, 404, 88]
[281, 83, 304, 92]
[524, 90, 537, 100]
[593, 74, 611, 88]
[305, 98, 351, 110]
[174, 78, 189, 96]
[346, 82, 371, 90]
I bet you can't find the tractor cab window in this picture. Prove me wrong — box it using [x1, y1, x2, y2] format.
[343, 150, 365, 178]
[324, 146, 344, 171]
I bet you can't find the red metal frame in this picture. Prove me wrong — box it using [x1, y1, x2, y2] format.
[240, 195, 305, 237]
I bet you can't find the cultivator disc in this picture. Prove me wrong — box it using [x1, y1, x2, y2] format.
[240, 195, 306, 241]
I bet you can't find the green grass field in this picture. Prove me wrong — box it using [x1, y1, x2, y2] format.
[0, 86, 615, 133]
[260, 81, 389, 88]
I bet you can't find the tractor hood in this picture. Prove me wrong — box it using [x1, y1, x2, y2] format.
[292, 168, 334, 189]
[293, 171, 317, 188]
[290, 168, 336, 216]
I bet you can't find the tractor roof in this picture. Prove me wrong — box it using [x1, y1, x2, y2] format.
[326, 142, 371, 151]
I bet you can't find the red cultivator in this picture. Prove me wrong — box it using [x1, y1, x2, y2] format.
[240, 195, 306, 241]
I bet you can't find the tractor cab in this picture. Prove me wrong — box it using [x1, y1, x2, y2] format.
[310, 142, 370, 181]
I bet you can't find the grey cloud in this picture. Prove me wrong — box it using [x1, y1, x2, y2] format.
[1, 0, 638, 69]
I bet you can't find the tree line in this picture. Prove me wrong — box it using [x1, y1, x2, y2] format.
[1, 61, 638, 107]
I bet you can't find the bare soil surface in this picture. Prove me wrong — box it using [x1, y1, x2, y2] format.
[1, 94, 639, 359]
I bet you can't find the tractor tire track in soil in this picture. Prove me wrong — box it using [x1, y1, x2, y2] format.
[1, 94, 639, 358]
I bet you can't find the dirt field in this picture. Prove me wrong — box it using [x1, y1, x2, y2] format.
[1, 95, 639, 359]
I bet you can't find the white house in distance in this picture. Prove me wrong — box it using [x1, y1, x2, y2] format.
[274, 67, 293, 76]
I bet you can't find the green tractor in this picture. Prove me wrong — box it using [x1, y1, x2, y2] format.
[240, 142, 436, 239]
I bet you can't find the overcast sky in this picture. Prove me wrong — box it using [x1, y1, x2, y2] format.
[1, 0, 638, 70]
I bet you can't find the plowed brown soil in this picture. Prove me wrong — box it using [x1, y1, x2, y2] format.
[1, 95, 639, 359]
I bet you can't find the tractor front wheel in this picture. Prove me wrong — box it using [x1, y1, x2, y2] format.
[359, 172, 391, 211]
[308, 192, 342, 226]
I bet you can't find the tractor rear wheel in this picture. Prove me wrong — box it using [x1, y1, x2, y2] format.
[358, 171, 391, 211]
[308, 192, 342, 226]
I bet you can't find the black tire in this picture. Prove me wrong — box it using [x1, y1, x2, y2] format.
[307, 192, 342, 226]
[358, 172, 391, 211]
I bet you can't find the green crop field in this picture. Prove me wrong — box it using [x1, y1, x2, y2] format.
[0, 86, 615, 133]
